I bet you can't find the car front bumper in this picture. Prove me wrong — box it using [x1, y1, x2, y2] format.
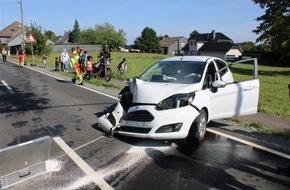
[117, 105, 200, 140]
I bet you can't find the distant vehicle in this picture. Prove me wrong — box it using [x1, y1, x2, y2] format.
[98, 56, 260, 145]
[125, 45, 141, 53]
[118, 46, 129, 52]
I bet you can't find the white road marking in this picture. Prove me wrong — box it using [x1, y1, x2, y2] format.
[1, 79, 39, 117]
[53, 137, 113, 190]
[206, 128, 290, 160]
[8, 60, 118, 100]
[1, 80, 15, 94]
[73, 136, 105, 151]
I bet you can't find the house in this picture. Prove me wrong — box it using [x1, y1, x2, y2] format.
[54, 31, 70, 45]
[183, 30, 242, 61]
[0, 21, 25, 45]
[159, 36, 187, 55]
[0, 21, 27, 54]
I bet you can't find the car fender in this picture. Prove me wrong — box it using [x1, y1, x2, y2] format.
[191, 89, 211, 121]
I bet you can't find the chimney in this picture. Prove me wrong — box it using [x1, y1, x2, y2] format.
[212, 30, 216, 40]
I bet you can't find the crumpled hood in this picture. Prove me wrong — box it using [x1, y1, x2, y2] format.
[131, 78, 201, 104]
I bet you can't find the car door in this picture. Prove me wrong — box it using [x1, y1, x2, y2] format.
[208, 58, 260, 120]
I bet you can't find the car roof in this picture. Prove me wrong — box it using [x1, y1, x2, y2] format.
[161, 56, 216, 63]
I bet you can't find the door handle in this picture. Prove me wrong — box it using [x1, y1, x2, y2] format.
[243, 86, 254, 91]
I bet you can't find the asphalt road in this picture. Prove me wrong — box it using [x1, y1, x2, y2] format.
[0, 61, 289, 190]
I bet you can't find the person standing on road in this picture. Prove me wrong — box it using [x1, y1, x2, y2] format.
[61, 49, 69, 72]
[18, 49, 24, 67]
[70, 47, 84, 85]
[1, 47, 8, 64]
[42, 52, 47, 68]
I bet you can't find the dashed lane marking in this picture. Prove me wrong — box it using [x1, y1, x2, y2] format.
[1, 80, 15, 94]
[53, 137, 113, 190]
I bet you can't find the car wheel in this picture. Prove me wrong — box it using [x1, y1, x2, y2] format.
[185, 109, 207, 145]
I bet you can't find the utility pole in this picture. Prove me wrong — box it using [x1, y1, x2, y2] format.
[19, 0, 25, 50]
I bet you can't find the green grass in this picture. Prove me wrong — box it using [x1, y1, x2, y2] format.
[226, 117, 290, 138]
[11, 52, 290, 118]
[230, 63, 290, 118]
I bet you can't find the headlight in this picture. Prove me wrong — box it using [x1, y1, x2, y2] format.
[156, 92, 195, 110]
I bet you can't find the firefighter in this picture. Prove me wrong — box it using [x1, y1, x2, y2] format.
[70, 47, 84, 85]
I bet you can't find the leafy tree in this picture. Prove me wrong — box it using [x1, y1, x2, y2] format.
[252, 0, 290, 57]
[68, 19, 81, 43]
[44, 30, 56, 40]
[189, 30, 199, 38]
[81, 28, 99, 44]
[81, 23, 126, 49]
[134, 27, 161, 53]
[237, 41, 256, 52]
[158, 34, 169, 41]
[24, 23, 51, 55]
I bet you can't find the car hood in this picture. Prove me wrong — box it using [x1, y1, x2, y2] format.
[131, 78, 201, 104]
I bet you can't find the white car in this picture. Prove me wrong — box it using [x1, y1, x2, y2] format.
[98, 56, 260, 144]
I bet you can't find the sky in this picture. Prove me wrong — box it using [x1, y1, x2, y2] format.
[0, 0, 265, 44]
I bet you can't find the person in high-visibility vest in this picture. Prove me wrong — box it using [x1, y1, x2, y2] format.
[18, 48, 24, 67]
[70, 47, 83, 85]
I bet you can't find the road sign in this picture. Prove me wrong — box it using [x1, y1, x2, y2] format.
[26, 33, 36, 43]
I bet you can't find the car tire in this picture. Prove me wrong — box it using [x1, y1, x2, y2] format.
[184, 109, 207, 145]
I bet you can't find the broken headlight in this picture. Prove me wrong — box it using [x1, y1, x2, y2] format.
[156, 92, 195, 110]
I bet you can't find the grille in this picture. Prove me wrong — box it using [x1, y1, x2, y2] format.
[120, 126, 151, 134]
[123, 110, 154, 122]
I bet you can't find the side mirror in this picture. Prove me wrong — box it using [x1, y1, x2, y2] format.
[212, 80, 226, 88]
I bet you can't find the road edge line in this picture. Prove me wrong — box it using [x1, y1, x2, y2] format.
[206, 128, 290, 160]
[8, 59, 118, 100]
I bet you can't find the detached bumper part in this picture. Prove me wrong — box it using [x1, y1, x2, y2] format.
[98, 113, 113, 132]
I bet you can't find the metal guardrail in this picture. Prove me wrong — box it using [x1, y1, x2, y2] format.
[0, 136, 51, 189]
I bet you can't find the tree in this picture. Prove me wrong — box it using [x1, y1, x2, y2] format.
[81, 23, 126, 49]
[24, 23, 51, 55]
[252, 0, 290, 57]
[237, 41, 256, 52]
[44, 30, 56, 40]
[158, 34, 169, 41]
[69, 19, 81, 43]
[189, 30, 199, 38]
[134, 27, 161, 53]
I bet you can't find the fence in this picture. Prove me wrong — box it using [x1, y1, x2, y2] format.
[53, 44, 102, 53]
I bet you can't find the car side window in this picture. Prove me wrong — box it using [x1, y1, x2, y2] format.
[203, 62, 216, 88]
[215, 60, 228, 77]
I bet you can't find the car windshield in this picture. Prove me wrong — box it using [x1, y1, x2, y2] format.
[139, 60, 205, 84]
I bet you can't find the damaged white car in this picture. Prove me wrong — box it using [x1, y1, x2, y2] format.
[98, 56, 259, 144]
